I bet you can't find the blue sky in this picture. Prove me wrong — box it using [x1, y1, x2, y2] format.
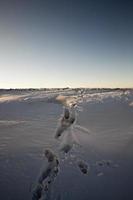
[0, 0, 133, 88]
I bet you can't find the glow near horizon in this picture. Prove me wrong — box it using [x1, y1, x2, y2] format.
[0, 26, 133, 89]
[0, 34, 132, 89]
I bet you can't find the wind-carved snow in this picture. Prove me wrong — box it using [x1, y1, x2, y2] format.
[0, 120, 26, 127]
[29, 89, 133, 199]
[0, 89, 133, 106]
[55, 89, 133, 107]
[2, 89, 130, 199]
[0, 89, 132, 199]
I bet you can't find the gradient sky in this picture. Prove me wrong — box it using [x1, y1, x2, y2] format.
[0, 0, 133, 88]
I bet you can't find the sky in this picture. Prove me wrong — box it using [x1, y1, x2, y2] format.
[0, 0, 133, 88]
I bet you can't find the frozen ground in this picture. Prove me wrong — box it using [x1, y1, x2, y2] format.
[0, 88, 133, 200]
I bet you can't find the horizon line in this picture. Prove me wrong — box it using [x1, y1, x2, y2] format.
[0, 87, 133, 90]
